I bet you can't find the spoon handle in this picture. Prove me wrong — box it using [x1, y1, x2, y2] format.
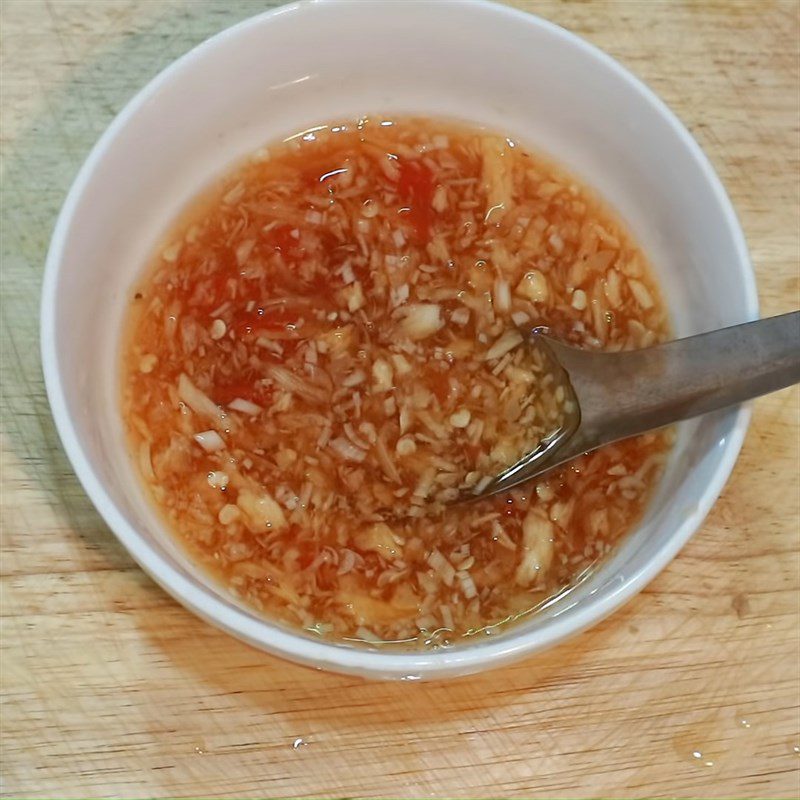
[547, 310, 800, 454]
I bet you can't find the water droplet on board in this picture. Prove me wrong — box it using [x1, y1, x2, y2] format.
[292, 737, 307, 750]
[672, 729, 722, 770]
[194, 746, 205, 755]
[731, 708, 755, 731]
[691, 750, 715, 768]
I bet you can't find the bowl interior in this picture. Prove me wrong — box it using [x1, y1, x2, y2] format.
[43, 0, 756, 678]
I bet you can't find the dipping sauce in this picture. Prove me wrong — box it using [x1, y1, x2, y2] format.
[122, 117, 670, 647]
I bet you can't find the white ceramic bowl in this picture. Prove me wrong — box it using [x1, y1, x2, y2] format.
[41, 0, 757, 680]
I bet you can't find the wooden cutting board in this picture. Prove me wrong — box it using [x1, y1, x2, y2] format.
[1, 1, 798, 797]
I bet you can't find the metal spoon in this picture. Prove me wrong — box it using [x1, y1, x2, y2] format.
[472, 311, 800, 499]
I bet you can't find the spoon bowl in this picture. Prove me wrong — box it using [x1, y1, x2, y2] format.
[473, 312, 800, 500]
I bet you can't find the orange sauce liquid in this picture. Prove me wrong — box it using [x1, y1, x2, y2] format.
[123, 117, 670, 648]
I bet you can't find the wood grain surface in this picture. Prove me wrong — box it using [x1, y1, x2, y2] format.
[1, 1, 798, 797]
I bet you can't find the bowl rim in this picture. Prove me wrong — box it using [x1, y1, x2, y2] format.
[40, 0, 758, 678]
